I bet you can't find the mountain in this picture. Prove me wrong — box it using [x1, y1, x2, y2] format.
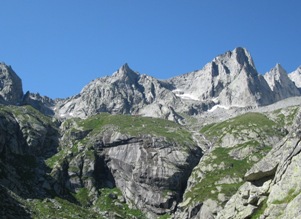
[264, 64, 300, 101]
[54, 47, 301, 121]
[168, 47, 273, 108]
[288, 66, 301, 88]
[1, 48, 301, 218]
[54, 63, 185, 122]
[2, 48, 299, 122]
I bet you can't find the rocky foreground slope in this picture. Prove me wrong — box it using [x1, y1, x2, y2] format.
[1, 48, 301, 218]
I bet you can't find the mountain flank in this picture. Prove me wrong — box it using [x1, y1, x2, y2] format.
[1, 48, 301, 218]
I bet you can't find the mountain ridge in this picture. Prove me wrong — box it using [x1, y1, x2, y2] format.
[1, 47, 301, 122]
[54, 47, 301, 121]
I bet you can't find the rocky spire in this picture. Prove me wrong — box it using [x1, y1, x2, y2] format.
[288, 66, 301, 88]
[0, 63, 23, 104]
[264, 64, 300, 101]
[112, 63, 139, 82]
[232, 47, 255, 67]
[212, 47, 256, 71]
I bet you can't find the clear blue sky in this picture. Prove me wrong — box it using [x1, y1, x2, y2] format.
[1, 1, 300, 98]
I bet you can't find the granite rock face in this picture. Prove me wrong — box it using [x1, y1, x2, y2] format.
[174, 109, 292, 219]
[264, 64, 300, 101]
[54, 63, 185, 121]
[0, 63, 23, 104]
[105, 134, 202, 216]
[21, 91, 56, 116]
[51, 115, 202, 218]
[0, 105, 60, 217]
[168, 47, 274, 108]
[288, 66, 301, 88]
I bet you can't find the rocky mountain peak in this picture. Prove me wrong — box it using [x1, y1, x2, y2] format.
[213, 47, 255, 70]
[232, 47, 255, 67]
[112, 63, 139, 82]
[168, 47, 271, 108]
[275, 63, 286, 75]
[288, 66, 301, 88]
[264, 64, 290, 88]
[0, 62, 23, 104]
[264, 63, 300, 100]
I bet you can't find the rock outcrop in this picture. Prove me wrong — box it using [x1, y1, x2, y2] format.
[21, 91, 56, 116]
[0, 105, 60, 219]
[0, 63, 23, 104]
[217, 108, 301, 219]
[50, 114, 202, 218]
[174, 109, 294, 219]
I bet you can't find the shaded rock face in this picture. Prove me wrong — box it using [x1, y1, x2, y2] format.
[0, 105, 60, 219]
[0, 185, 31, 219]
[0, 63, 23, 104]
[0, 109, 27, 156]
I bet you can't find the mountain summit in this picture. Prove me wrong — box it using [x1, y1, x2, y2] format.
[288, 66, 301, 88]
[112, 63, 140, 82]
[168, 47, 273, 108]
[264, 64, 300, 101]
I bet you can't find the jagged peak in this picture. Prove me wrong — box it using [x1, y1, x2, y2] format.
[113, 63, 139, 78]
[232, 47, 254, 66]
[213, 47, 255, 69]
[275, 63, 285, 71]
[119, 63, 131, 72]
[111, 63, 140, 84]
[268, 63, 287, 76]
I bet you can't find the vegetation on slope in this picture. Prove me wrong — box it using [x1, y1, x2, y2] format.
[184, 110, 296, 207]
[43, 112, 195, 218]
[79, 113, 194, 145]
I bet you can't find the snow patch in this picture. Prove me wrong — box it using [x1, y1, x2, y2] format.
[212, 97, 219, 103]
[208, 105, 230, 112]
[208, 104, 246, 112]
[172, 89, 199, 101]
